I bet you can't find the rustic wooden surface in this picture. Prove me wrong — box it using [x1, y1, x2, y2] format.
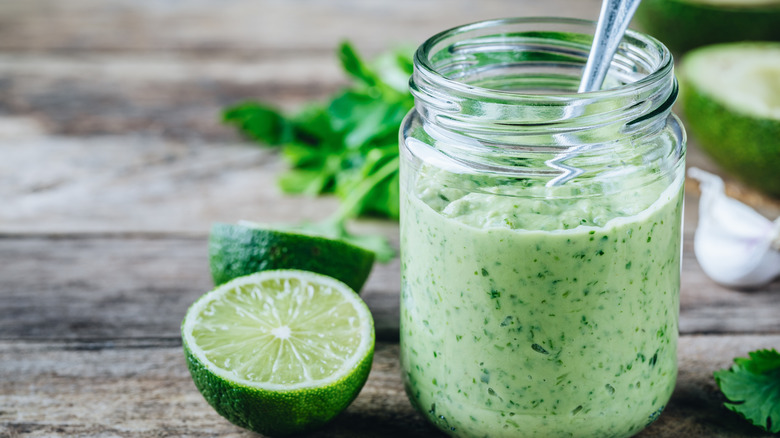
[1, 1, 779, 437]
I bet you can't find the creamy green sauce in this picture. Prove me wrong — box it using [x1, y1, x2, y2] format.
[400, 166, 684, 438]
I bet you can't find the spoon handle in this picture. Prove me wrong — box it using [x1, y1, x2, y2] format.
[579, 0, 642, 93]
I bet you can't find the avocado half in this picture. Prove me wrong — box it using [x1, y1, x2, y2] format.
[634, 0, 780, 54]
[679, 42, 780, 197]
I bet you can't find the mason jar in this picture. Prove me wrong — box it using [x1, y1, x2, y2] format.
[399, 17, 685, 438]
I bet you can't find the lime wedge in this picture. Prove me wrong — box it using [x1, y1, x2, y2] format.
[679, 42, 780, 197]
[181, 269, 375, 436]
[209, 222, 375, 293]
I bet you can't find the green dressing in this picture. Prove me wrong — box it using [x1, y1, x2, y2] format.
[400, 168, 683, 437]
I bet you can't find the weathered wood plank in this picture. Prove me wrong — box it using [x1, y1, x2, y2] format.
[0, 340, 430, 438]
[680, 252, 780, 334]
[0, 233, 777, 343]
[685, 141, 780, 219]
[0, 235, 399, 341]
[1, 335, 778, 437]
[0, 134, 347, 233]
[0, 56, 344, 141]
[1, 127, 777, 235]
[0, 17, 776, 231]
[0, 122, 721, 233]
[0, 0, 600, 55]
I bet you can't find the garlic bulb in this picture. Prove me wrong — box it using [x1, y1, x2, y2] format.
[688, 167, 780, 289]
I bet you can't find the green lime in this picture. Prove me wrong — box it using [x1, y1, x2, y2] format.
[181, 269, 375, 436]
[209, 222, 375, 293]
[634, 0, 780, 54]
[679, 42, 780, 197]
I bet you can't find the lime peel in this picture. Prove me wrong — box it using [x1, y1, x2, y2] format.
[209, 222, 376, 292]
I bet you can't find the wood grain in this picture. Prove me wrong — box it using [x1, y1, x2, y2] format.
[0, 0, 600, 54]
[2, 0, 779, 436]
[1, 232, 778, 345]
[0, 135, 343, 233]
[0, 234, 400, 341]
[1, 336, 778, 438]
[0, 0, 600, 141]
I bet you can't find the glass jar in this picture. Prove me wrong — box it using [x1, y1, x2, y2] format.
[399, 17, 685, 438]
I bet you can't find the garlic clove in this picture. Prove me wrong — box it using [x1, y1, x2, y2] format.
[688, 167, 780, 289]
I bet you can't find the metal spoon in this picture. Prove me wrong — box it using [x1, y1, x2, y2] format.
[546, 0, 642, 186]
[579, 0, 642, 92]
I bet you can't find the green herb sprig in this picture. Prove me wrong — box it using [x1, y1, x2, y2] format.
[222, 42, 414, 261]
[714, 348, 780, 433]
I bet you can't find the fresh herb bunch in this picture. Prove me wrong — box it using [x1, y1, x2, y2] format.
[714, 348, 780, 433]
[222, 42, 414, 261]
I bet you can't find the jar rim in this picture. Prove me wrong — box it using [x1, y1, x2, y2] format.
[414, 16, 674, 103]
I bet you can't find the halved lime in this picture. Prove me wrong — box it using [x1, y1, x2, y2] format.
[181, 269, 375, 436]
[679, 42, 780, 197]
[209, 222, 375, 293]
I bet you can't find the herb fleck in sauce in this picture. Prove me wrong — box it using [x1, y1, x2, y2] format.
[400, 169, 683, 438]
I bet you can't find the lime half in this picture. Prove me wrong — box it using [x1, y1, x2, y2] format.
[182, 269, 375, 436]
[209, 222, 375, 293]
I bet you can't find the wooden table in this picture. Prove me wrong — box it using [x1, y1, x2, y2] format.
[2, 1, 779, 436]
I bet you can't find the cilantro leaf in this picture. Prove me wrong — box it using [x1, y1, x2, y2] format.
[336, 144, 400, 219]
[714, 348, 780, 433]
[221, 41, 413, 261]
[277, 168, 332, 195]
[222, 102, 291, 145]
[338, 42, 382, 89]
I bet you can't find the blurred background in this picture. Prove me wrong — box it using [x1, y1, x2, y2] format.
[2, 0, 778, 236]
[0, 0, 607, 234]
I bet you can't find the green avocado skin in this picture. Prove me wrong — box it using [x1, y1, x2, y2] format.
[634, 0, 780, 54]
[680, 82, 780, 197]
[208, 223, 375, 293]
